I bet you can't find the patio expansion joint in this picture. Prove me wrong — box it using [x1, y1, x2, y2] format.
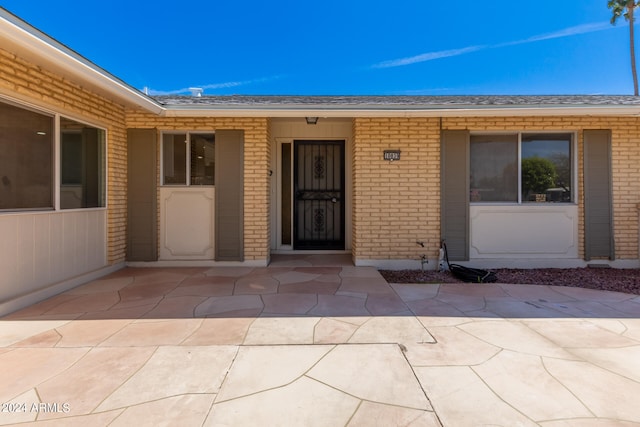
[523, 318, 640, 357]
[454, 320, 573, 362]
[97, 393, 217, 419]
[462, 362, 541, 425]
[30, 346, 93, 388]
[38, 328, 63, 347]
[538, 356, 598, 419]
[563, 345, 640, 384]
[303, 377, 435, 418]
[399, 344, 444, 427]
[14, 347, 95, 411]
[206, 345, 241, 410]
[39, 295, 85, 317]
[313, 316, 358, 344]
[176, 319, 207, 346]
[35, 407, 127, 424]
[600, 300, 640, 318]
[213, 343, 434, 417]
[212, 344, 338, 405]
[81, 345, 160, 414]
[234, 341, 429, 348]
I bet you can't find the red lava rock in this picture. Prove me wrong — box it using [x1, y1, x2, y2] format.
[379, 268, 640, 295]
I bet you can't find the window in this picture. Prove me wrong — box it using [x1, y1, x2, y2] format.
[60, 117, 106, 209]
[0, 100, 54, 210]
[470, 134, 518, 202]
[162, 132, 215, 185]
[521, 134, 572, 202]
[470, 132, 573, 203]
[0, 99, 107, 212]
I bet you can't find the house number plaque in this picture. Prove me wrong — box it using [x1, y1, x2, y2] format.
[383, 150, 401, 161]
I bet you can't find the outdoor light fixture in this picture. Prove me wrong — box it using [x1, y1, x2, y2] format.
[305, 117, 319, 125]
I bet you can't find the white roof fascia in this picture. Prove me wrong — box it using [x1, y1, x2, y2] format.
[0, 9, 164, 115]
[162, 105, 640, 118]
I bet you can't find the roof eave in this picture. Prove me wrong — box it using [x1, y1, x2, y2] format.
[0, 8, 164, 115]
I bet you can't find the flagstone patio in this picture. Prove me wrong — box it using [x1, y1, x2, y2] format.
[1, 255, 640, 426]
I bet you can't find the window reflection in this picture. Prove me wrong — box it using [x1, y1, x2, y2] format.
[521, 134, 572, 202]
[162, 132, 215, 186]
[0, 100, 53, 210]
[162, 134, 187, 185]
[470, 134, 518, 202]
[470, 132, 573, 203]
[60, 117, 106, 209]
[190, 133, 215, 185]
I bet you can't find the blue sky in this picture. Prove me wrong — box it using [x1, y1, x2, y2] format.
[2, 1, 636, 95]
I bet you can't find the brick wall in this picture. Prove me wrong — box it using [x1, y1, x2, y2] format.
[353, 116, 640, 262]
[610, 118, 640, 260]
[353, 118, 442, 262]
[125, 112, 270, 261]
[0, 48, 128, 265]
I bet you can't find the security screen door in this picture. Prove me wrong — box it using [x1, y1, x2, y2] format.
[293, 140, 345, 250]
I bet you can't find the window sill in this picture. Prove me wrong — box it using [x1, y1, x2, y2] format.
[470, 202, 577, 206]
[60, 206, 107, 212]
[0, 207, 54, 214]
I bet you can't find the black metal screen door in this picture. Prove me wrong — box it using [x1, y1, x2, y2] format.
[293, 140, 345, 250]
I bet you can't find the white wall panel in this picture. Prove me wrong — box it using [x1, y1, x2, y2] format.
[470, 205, 578, 258]
[49, 213, 65, 281]
[160, 188, 215, 260]
[17, 215, 35, 287]
[33, 213, 51, 287]
[0, 216, 18, 295]
[0, 210, 107, 303]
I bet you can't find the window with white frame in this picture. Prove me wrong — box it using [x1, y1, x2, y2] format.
[0, 98, 106, 211]
[470, 132, 574, 203]
[162, 132, 215, 185]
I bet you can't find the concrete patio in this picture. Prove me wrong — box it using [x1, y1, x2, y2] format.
[1, 255, 640, 426]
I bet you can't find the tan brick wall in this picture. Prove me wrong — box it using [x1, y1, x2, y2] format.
[353, 116, 640, 262]
[610, 119, 640, 260]
[351, 119, 358, 260]
[265, 119, 273, 260]
[353, 118, 442, 262]
[0, 48, 129, 265]
[125, 112, 270, 261]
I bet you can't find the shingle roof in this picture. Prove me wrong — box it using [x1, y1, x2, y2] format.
[153, 95, 640, 109]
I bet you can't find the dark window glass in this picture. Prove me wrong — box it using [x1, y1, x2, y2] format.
[162, 134, 187, 185]
[470, 133, 574, 204]
[0, 100, 53, 210]
[470, 134, 518, 202]
[190, 133, 215, 185]
[521, 133, 572, 203]
[281, 143, 291, 245]
[60, 117, 106, 209]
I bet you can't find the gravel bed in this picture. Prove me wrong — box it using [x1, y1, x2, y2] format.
[379, 268, 640, 296]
